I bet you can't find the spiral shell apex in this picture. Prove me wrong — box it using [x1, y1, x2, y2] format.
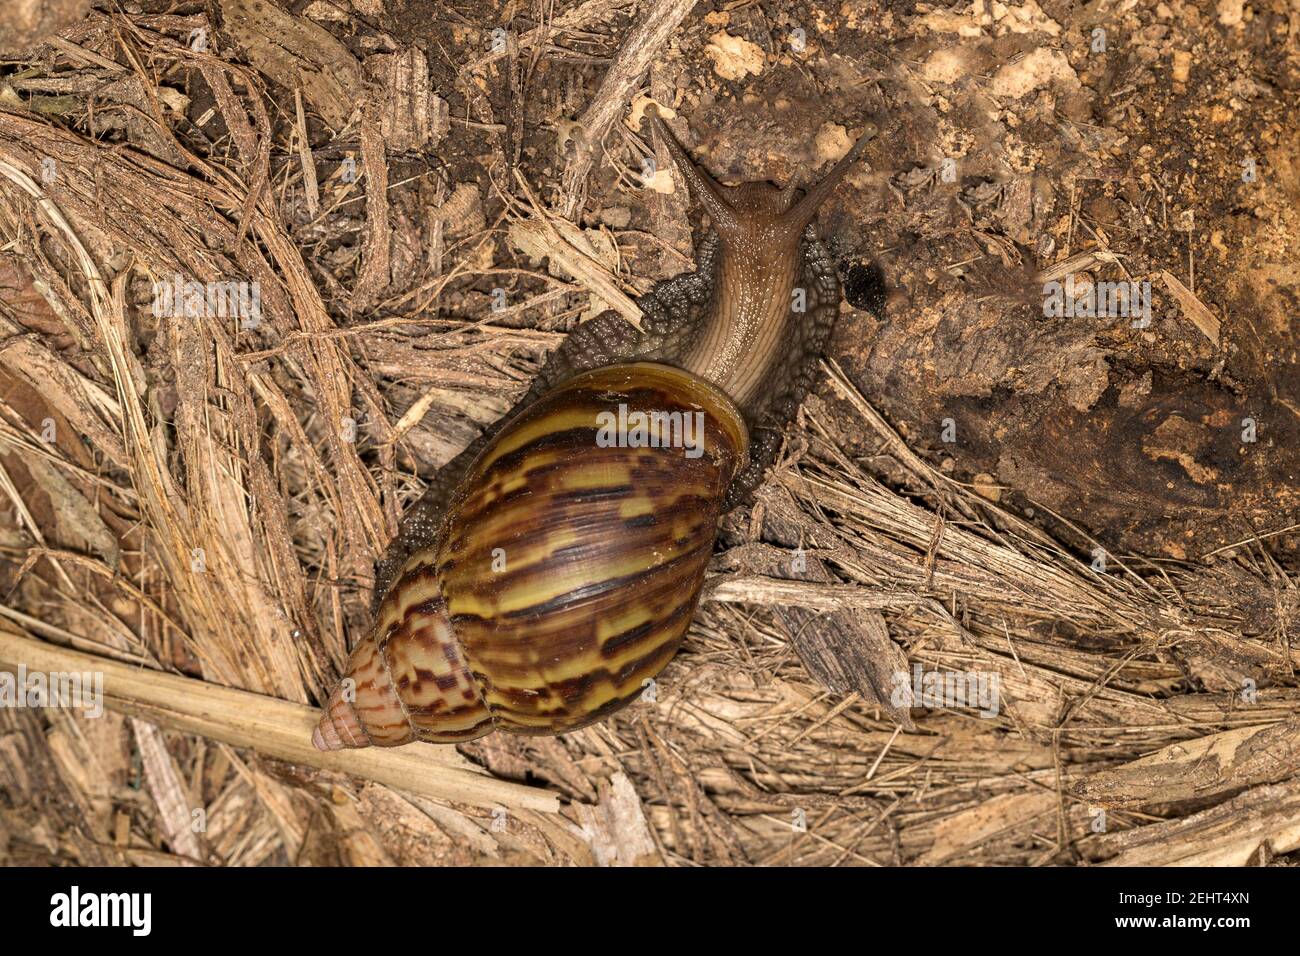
[315, 363, 749, 749]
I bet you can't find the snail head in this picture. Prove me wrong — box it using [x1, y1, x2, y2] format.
[645, 106, 876, 248]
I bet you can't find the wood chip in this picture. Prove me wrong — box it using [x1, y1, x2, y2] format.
[571, 772, 662, 866]
[1160, 269, 1222, 343]
[507, 216, 643, 327]
[132, 719, 205, 861]
[219, 0, 362, 130]
[1072, 714, 1300, 809]
[365, 48, 448, 152]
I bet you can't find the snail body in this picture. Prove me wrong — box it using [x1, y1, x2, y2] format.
[315, 111, 872, 749]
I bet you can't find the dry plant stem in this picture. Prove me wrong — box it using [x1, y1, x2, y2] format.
[0, 625, 560, 813]
[1072, 714, 1300, 809]
[559, 0, 697, 218]
[1091, 780, 1300, 866]
[507, 209, 643, 326]
[351, 109, 391, 309]
[703, 574, 971, 640]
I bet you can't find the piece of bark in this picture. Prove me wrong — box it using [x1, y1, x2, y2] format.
[364, 48, 448, 152]
[350, 111, 391, 309]
[1085, 780, 1300, 866]
[570, 772, 662, 866]
[44, 715, 122, 848]
[328, 793, 396, 867]
[23, 456, 120, 567]
[1071, 714, 1300, 809]
[131, 719, 206, 862]
[219, 0, 363, 130]
[708, 492, 917, 727]
[782, 606, 914, 726]
[0, 335, 127, 468]
[1160, 269, 1222, 344]
[916, 790, 1058, 866]
[507, 216, 642, 326]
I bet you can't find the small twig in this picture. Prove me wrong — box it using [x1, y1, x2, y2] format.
[557, 0, 698, 219]
[0, 624, 560, 813]
[293, 88, 320, 217]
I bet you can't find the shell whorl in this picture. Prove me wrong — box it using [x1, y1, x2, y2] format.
[315, 362, 748, 749]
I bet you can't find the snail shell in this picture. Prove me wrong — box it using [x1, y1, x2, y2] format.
[315, 363, 748, 748]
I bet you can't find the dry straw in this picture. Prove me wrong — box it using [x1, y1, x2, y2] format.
[0, 7, 1295, 867]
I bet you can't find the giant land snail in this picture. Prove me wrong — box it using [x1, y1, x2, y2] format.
[314, 108, 876, 750]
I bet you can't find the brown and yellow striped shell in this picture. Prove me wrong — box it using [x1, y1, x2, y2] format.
[314, 362, 749, 748]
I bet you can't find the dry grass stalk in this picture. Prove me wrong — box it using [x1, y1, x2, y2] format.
[0, 624, 558, 812]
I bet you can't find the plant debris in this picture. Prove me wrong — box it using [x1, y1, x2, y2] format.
[0, 0, 1296, 867]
